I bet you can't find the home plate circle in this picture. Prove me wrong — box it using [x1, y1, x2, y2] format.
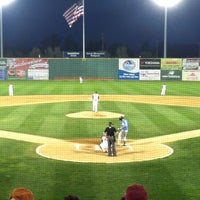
[36, 139, 174, 163]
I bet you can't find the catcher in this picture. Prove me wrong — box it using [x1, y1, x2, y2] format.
[99, 132, 108, 153]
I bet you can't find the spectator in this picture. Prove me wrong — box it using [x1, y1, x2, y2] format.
[123, 184, 148, 200]
[9, 187, 34, 200]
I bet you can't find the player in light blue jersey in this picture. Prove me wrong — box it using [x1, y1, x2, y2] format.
[118, 116, 128, 146]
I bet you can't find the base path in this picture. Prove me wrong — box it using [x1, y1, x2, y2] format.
[0, 95, 200, 163]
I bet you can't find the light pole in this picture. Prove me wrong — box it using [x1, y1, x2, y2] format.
[0, 0, 15, 58]
[152, 0, 182, 58]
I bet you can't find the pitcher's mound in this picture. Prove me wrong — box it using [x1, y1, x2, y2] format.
[66, 111, 123, 118]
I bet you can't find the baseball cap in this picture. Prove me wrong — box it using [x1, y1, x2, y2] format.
[119, 116, 124, 120]
[125, 184, 148, 200]
[108, 122, 113, 126]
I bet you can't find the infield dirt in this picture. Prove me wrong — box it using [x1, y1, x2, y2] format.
[0, 95, 199, 163]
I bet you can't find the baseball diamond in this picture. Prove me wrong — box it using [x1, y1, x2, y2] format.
[0, 95, 199, 163]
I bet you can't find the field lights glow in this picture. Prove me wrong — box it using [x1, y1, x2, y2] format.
[153, 0, 182, 7]
[0, 0, 15, 6]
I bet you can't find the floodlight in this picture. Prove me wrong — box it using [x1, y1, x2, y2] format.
[153, 0, 182, 7]
[152, 0, 182, 57]
[0, 0, 15, 57]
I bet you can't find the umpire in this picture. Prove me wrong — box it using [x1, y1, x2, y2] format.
[104, 122, 117, 156]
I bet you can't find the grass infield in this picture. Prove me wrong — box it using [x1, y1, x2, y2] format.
[0, 80, 199, 200]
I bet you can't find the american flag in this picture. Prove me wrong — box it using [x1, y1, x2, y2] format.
[63, 2, 84, 28]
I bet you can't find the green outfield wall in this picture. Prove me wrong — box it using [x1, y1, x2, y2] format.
[48, 58, 119, 79]
[1, 58, 200, 81]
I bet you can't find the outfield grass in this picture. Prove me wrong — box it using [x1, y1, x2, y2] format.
[0, 80, 199, 200]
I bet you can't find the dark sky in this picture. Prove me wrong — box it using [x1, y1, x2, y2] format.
[2, 0, 200, 52]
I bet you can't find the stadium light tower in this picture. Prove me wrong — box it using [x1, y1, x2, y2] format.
[0, 0, 15, 58]
[152, 0, 182, 58]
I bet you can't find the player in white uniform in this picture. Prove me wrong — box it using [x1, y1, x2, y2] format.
[92, 91, 99, 112]
[9, 84, 14, 96]
[79, 76, 83, 83]
[161, 84, 166, 95]
[99, 133, 108, 153]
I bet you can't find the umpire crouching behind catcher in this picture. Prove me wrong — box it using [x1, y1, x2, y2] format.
[104, 122, 117, 156]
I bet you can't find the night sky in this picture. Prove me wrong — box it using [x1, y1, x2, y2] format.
[2, 0, 200, 54]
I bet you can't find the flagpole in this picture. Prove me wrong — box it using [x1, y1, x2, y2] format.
[82, 0, 85, 58]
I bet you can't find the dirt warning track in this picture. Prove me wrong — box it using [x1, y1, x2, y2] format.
[0, 95, 200, 163]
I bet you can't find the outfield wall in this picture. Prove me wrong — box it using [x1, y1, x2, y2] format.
[48, 58, 118, 79]
[0, 58, 200, 81]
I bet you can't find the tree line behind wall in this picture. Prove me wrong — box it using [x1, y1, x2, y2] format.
[4, 34, 199, 58]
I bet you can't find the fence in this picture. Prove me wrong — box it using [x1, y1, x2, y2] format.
[0, 58, 199, 81]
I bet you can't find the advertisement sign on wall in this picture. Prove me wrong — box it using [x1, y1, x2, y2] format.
[63, 51, 105, 58]
[182, 58, 200, 70]
[182, 71, 200, 81]
[140, 59, 161, 69]
[161, 58, 182, 70]
[118, 59, 139, 80]
[28, 69, 49, 80]
[0, 59, 7, 69]
[86, 52, 105, 58]
[63, 52, 82, 58]
[139, 70, 160, 80]
[161, 70, 182, 80]
[0, 70, 6, 80]
[0, 59, 7, 80]
[6, 58, 49, 80]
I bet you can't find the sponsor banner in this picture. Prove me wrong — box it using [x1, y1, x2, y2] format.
[118, 59, 139, 80]
[63, 52, 82, 58]
[139, 70, 160, 80]
[161, 58, 182, 70]
[140, 58, 161, 69]
[182, 58, 200, 70]
[7, 69, 27, 80]
[182, 70, 200, 81]
[63, 51, 105, 58]
[6, 58, 49, 80]
[6, 58, 49, 70]
[86, 52, 105, 58]
[0, 59, 7, 80]
[118, 71, 139, 80]
[161, 70, 182, 80]
[28, 69, 49, 80]
[0, 69, 6, 80]
[0, 59, 7, 69]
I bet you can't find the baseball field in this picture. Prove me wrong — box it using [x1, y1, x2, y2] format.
[0, 80, 199, 200]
